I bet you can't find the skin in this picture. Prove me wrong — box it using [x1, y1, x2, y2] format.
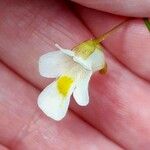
[0, 0, 150, 149]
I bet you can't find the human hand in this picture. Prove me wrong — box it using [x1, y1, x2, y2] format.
[0, 0, 150, 149]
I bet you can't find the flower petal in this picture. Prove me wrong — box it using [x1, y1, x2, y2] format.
[73, 48, 105, 71]
[39, 51, 72, 78]
[55, 44, 74, 57]
[73, 56, 92, 70]
[91, 48, 105, 72]
[38, 76, 75, 121]
[73, 71, 92, 106]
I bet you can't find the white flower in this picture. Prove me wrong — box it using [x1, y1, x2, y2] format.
[38, 39, 106, 121]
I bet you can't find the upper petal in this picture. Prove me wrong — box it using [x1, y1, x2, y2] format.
[38, 75, 75, 121]
[73, 71, 92, 106]
[73, 48, 105, 71]
[90, 48, 105, 72]
[54, 43, 106, 72]
[55, 43, 74, 57]
[39, 50, 73, 78]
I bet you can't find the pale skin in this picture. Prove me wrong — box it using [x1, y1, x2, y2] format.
[0, 0, 150, 150]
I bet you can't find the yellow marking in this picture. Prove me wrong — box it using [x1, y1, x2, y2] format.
[73, 39, 99, 59]
[57, 76, 73, 97]
[72, 39, 103, 59]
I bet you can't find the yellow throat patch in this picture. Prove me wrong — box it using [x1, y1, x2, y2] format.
[57, 76, 74, 97]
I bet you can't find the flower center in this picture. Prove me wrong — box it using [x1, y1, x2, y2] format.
[57, 76, 74, 97]
[73, 39, 101, 59]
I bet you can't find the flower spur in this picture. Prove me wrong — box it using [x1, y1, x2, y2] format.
[38, 20, 128, 121]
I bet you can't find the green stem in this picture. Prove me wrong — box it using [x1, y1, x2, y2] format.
[95, 19, 130, 43]
[143, 18, 150, 32]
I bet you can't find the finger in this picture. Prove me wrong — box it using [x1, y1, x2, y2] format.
[0, 0, 91, 89]
[0, 1, 120, 149]
[73, 6, 150, 149]
[0, 145, 9, 150]
[71, 0, 150, 17]
[72, 52, 150, 149]
[75, 6, 150, 81]
[0, 0, 150, 149]
[0, 62, 122, 150]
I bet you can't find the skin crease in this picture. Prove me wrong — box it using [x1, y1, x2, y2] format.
[71, 0, 150, 17]
[0, 0, 150, 150]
